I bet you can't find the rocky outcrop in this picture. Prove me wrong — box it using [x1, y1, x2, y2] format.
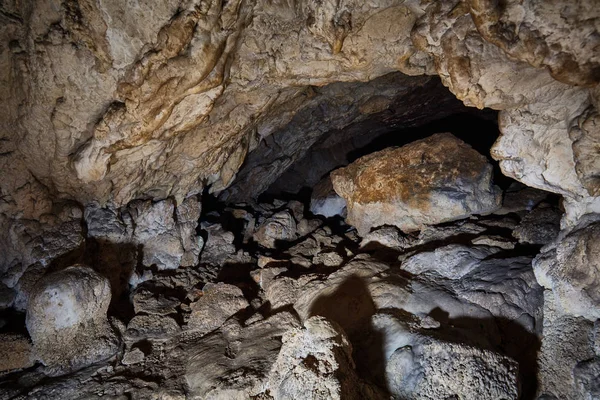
[331, 133, 501, 235]
[25, 265, 119, 375]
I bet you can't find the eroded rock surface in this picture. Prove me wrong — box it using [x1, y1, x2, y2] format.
[26, 265, 119, 375]
[331, 133, 501, 235]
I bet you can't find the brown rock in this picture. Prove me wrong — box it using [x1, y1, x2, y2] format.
[331, 133, 501, 235]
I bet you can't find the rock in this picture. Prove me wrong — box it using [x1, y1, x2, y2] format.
[0, 203, 84, 289]
[199, 222, 237, 267]
[125, 315, 181, 341]
[185, 312, 300, 399]
[133, 288, 180, 316]
[512, 204, 561, 245]
[26, 265, 119, 375]
[534, 222, 600, 320]
[85, 198, 202, 277]
[359, 226, 411, 252]
[121, 348, 145, 366]
[310, 175, 347, 218]
[573, 358, 600, 400]
[187, 283, 249, 335]
[495, 182, 550, 215]
[331, 133, 501, 235]
[128, 199, 186, 270]
[296, 218, 323, 238]
[0, 282, 15, 309]
[470, 235, 515, 250]
[401, 244, 501, 279]
[467, 0, 600, 87]
[387, 337, 519, 400]
[313, 252, 344, 267]
[267, 316, 373, 400]
[0, 333, 34, 372]
[253, 211, 298, 248]
[537, 291, 596, 399]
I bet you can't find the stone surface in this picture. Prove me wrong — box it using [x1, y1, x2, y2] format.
[534, 221, 600, 320]
[253, 211, 298, 249]
[512, 204, 561, 245]
[386, 337, 519, 400]
[0, 333, 34, 373]
[401, 244, 501, 279]
[187, 283, 249, 336]
[267, 316, 377, 400]
[26, 265, 119, 375]
[331, 133, 501, 235]
[310, 175, 346, 218]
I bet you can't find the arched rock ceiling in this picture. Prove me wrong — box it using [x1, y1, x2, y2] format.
[0, 0, 599, 226]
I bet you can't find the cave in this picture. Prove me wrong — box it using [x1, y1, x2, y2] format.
[1, 1, 599, 399]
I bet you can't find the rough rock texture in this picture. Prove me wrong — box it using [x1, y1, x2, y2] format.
[0, 333, 34, 373]
[1, 0, 600, 398]
[310, 175, 346, 218]
[253, 211, 298, 249]
[187, 283, 249, 335]
[387, 337, 519, 400]
[268, 316, 379, 400]
[534, 221, 600, 320]
[331, 133, 501, 235]
[25, 265, 119, 375]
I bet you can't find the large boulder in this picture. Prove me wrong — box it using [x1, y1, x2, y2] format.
[331, 133, 501, 235]
[26, 265, 119, 375]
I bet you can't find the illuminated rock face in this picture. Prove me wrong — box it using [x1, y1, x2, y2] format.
[331, 133, 502, 235]
[0, 0, 599, 399]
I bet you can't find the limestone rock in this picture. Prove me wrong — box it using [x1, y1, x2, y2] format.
[512, 204, 561, 245]
[387, 338, 519, 400]
[26, 265, 119, 375]
[267, 316, 369, 400]
[187, 283, 249, 336]
[0, 203, 84, 289]
[537, 291, 596, 399]
[534, 222, 600, 320]
[185, 312, 300, 399]
[0, 333, 34, 372]
[310, 175, 346, 218]
[467, 0, 600, 87]
[125, 314, 180, 341]
[331, 133, 501, 235]
[253, 211, 298, 249]
[86, 197, 202, 272]
[132, 287, 180, 316]
[401, 244, 501, 279]
[199, 222, 237, 267]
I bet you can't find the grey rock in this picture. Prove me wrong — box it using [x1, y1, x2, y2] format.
[254, 211, 298, 249]
[387, 338, 519, 400]
[187, 283, 249, 335]
[26, 265, 119, 375]
[513, 204, 561, 245]
[401, 244, 501, 279]
[133, 288, 180, 316]
[121, 348, 145, 366]
[268, 316, 379, 400]
[310, 175, 347, 218]
[125, 314, 181, 341]
[534, 221, 600, 320]
[185, 312, 300, 399]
